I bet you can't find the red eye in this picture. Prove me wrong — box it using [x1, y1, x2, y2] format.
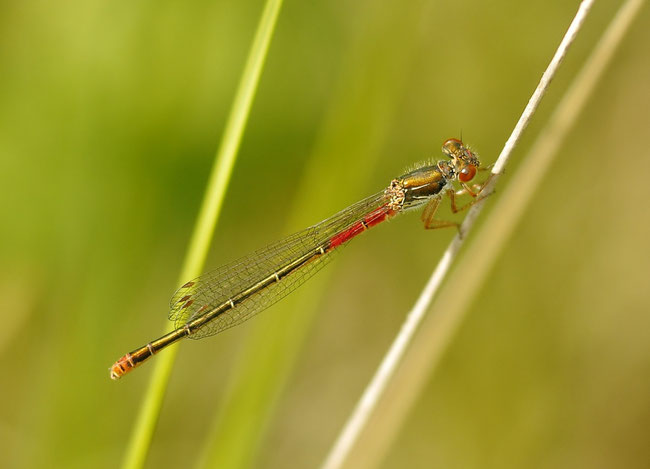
[459, 164, 477, 182]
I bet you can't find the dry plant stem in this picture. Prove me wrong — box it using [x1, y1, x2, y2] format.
[338, 1, 646, 467]
[119, 1, 284, 469]
[320, 1, 597, 469]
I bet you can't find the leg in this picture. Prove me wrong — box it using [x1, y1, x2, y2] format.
[447, 187, 492, 214]
[421, 196, 460, 231]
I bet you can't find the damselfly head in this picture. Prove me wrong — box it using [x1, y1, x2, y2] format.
[442, 138, 480, 183]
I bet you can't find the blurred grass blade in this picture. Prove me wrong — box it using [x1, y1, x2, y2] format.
[333, 0, 646, 468]
[120, 1, 285, 468]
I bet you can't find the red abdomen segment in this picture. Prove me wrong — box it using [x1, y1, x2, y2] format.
[329, 204, 396, 249]
[110, 346, 154, 380]
[111, 325, 189, 379]
[110, 353, 136, 380]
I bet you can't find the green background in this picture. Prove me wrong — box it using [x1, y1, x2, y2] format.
[1, 1, 649, 468]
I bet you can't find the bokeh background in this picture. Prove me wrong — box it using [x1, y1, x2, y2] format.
[1, 1, 649, 468]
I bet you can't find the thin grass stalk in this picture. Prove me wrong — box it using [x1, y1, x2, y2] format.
[320, 1, 601, 468]
[338, 1, 646, 467]
[119, 1, 284, 468]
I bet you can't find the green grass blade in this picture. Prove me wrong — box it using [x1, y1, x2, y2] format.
[119, 1, 285, 468]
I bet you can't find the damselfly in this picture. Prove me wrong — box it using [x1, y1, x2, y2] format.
[110, 138, 488, 379]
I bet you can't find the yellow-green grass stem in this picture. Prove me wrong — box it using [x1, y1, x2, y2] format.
[120, 1, 285, 468]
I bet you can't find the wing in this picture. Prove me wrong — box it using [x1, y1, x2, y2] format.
[169, 190, 389, 339]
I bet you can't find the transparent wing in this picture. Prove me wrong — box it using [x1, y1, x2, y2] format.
[169, 190, 389, 339]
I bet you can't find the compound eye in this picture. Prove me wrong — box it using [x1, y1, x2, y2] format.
[443, 138, 462, 148]
[442, 138, 463, 158]
[458, 164, 477, 182]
